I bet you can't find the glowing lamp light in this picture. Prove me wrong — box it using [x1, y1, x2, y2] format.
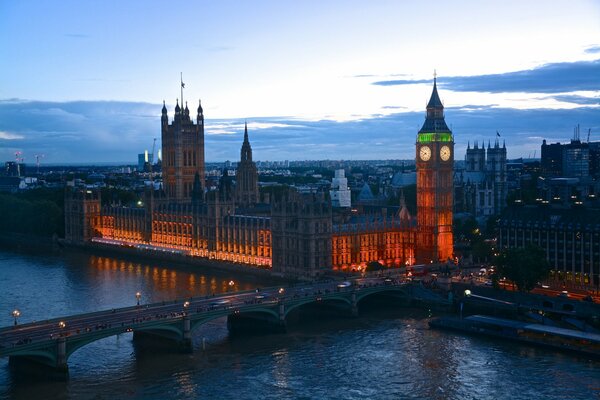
[58, 321, 66, 329]
[278, 288, 285, 294]
[12, 309, 20, 326]
[464, 289, 472, 297]
[135, 291, 142, 306]
[183, 301, 190, 308]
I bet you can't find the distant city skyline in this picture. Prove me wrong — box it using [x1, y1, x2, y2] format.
[1, 1, 599, 163]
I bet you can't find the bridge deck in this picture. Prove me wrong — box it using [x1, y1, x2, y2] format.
[0, 276, 422, 360]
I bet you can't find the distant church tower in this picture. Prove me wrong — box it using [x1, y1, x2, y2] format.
[416, 76, 454, 263]
[486, 139, 507, 215]
[235, 122, 259, 207]
[161, 98, 206, 201]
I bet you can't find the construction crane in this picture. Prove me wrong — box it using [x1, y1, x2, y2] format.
[34, 154, 44, 174]
[150, 138, 157, 183]
[14, 151, 23, 177]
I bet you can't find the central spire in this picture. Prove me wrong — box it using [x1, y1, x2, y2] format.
[240, 121, 252, 162]
[419, 74, 451, 134]
[426, 71, 443, 110]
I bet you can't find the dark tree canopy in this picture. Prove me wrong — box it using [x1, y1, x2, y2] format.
[366, 261, 385, 272]
[495, 245, 551, 291]
[0, 191, 63, 237]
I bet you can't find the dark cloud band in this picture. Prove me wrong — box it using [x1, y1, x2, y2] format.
[373, 59, 600, 93]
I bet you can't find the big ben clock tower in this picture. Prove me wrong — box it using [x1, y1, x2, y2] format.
[416, 76, 454, 264]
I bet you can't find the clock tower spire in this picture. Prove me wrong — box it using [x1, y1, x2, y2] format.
[416, 75, 454, 264]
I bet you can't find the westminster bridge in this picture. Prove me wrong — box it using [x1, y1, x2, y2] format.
[0, 276, 449, 378]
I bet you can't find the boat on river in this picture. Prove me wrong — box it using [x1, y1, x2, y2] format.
[429, 314, 600, 357]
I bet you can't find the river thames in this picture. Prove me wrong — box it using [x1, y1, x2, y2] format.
[0, 248, 598, 400]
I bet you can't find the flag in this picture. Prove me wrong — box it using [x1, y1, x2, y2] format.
[496, 131, 501, 137]
[181, 82, 185, 88]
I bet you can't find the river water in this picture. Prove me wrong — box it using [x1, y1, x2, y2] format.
[0, 248, 598, 400]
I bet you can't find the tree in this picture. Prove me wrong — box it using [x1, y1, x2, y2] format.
[472, 240, 493, 263]
[366, 261, 385, 272]
[495, 245, 551, 291]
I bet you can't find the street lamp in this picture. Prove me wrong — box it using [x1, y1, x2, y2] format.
[136, 291, 141, 306]
[228, 280, 235, 291]
[58, 321, 66, 329]
[12, 309, 20, 326]
[183, 301, 190, 308]
[278, 288, 285, 295]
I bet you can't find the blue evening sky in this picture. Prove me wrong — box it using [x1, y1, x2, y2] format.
[1, 1, 599, 163]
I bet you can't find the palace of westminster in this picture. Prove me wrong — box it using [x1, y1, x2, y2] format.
[65, 81, 455, 278]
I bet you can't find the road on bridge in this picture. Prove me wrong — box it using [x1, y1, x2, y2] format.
[0, 276, 407, 352]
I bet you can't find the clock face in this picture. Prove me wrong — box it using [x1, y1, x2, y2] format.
[440, 145, 451, 161]
[419, 145, 431, 161]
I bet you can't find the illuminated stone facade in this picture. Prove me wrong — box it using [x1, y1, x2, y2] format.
[415, 77, 454, 263]
[161, 100, 205, 201]
[65, 82, 453, 277]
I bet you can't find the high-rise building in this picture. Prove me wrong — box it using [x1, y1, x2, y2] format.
[415, 77, 454, 263]
[161, 99, 205, 201]
[137, 150, 154, 172]
[541, 128, 600, 179]
[330, 169, 351, 208]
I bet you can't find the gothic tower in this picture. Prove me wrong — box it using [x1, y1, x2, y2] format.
[161, 98, 206, 202]
[465, 141, 485, 172]
[416, 77, 454, 263]
[235, 122, 259, 207]
[486, 138, 507, 214]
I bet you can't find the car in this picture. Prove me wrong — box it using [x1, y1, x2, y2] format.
[557, 291, 569, 298]
[337, 281, 352, 288]
[210, 299, 230, 306]
[484, 280, 492, 286]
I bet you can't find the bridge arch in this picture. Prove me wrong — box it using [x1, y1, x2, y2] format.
[8, 349, 57, 367]
[355, 286, 409, 304]
[284, 296, 352, 319]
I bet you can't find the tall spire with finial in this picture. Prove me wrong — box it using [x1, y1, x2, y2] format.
[240, 121, 252, 162]
[418, 71, 450, 134]
[180, 72, 185, 111]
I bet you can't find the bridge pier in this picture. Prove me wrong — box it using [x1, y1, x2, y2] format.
[56, 337, 69, 373]
[180, 315, 193, 353]
[351, 292, 359, 317]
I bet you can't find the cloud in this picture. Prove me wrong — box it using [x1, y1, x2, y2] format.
[585, 45, 600, 54]
[0, 99, 599, 163]
[548, 95, 600, 106]
[0, 131, 24, 140]
[373, 79, 429, 86]
[372, 59, 600, 93]
[206, 45, 234, 52]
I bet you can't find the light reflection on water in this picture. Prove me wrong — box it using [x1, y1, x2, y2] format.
[0, 248, 599, 400]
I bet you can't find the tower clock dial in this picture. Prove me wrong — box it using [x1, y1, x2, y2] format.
[440, 145, 451, 161]
[419, 145, 431, 161]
